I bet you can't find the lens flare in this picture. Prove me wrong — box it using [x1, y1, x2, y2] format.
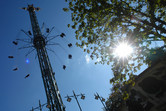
[26, 58, 30, 64]
[114, 43, 133, 58]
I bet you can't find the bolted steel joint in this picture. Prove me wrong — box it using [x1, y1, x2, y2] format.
[33, 36, 46, 49]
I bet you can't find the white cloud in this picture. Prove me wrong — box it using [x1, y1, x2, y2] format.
[85, 54, 90, 64]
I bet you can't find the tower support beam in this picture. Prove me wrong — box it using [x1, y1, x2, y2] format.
[24, 4, 65, 111]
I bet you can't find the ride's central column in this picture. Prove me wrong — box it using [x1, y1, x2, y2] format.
[23, 4, 65, 111]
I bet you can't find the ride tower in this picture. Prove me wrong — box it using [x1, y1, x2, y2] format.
[22, 5, 65, 111]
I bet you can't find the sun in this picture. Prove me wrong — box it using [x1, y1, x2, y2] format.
[114, 42, 133, 58]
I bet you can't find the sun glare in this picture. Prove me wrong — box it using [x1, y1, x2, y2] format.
[114, 43, 133, 58]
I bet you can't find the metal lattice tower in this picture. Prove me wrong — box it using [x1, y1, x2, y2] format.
[22, 5, 65, 111]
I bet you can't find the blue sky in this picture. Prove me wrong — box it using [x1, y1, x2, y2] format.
[0, 0, 113, 111]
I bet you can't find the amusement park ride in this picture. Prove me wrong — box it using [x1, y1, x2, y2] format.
[8, 4, 107, 111]
[9, 4, 73, 111]
[22, 4, 66, 111]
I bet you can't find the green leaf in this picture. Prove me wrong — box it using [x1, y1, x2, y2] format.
[75, 30, 79, 34]
[67, 24, 70, 28]
[152, 51, 156, 54]
[63, 8, 69, 12]
[87, 49, 90, 53]
[72, 25, 76, 29]
[79, 36, 82, 40]
[132, 81, 135, 86]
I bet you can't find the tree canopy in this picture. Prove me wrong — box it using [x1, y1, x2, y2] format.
[63, 0, 166, 87]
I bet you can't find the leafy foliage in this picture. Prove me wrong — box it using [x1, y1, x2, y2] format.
[64, 0, 166, 87]
[145, 46, 166, 66]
